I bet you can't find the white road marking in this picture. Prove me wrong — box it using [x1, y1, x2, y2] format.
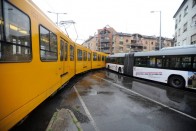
[73, 86, 100, 131]
[93, 75, 196, 121]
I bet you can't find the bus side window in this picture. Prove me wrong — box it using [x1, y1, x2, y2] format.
[149, 57, 156, 67]
[156, 58, 162, 68]
[193, 56, 196, 70]
[182, 56, 191, 69]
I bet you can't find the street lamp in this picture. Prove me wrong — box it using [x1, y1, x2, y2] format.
[48, 11, 67, 26]
[151, 10, 162, 50]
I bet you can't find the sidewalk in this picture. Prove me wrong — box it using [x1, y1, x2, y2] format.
[46, 108, 83, 131]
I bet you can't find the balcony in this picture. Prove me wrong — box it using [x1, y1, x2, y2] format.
[100, 39, 110, 43]
[155, 46, 159, 50]
[130, 48, 142, 52]
[131, 43, 143, 49]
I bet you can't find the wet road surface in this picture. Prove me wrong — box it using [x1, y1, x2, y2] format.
[12, 69, 196, 131]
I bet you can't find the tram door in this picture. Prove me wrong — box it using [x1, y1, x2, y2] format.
[60, 39, 69, 84]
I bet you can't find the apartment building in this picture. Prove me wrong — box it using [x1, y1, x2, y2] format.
[173, 0, 196, 46]
[83, 26, 173, 54]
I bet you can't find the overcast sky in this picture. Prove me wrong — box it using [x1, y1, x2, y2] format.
[32, 0, 183, 44]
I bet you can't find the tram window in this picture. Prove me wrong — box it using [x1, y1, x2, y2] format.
[83, 51, 87, 61]
[93, 53, 97, 61]
[0, 1, 31, 62]
[40, 26, 57, 61]
[60, 40, 64, 61]
[0, 0, 3, 41]
[102, 56, 104, 61]
[60, 40, 67, 61]
[98, 54, 101, 61]
[50, 33, 57, 54]
[106, 57, 110, 63]
[70, 45, 74, 61]
[77, 49, 82, 61]
[64, 42, 67, 61]
[88, 52, 91, 61]
[0, 1, 2, 59]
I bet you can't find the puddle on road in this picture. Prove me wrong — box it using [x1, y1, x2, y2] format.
[80, 89, 114, 96]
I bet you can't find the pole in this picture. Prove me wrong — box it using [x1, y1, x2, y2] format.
[150, 10, 162, 50]
[48, 11, 67, 26]
[159, 11, 161, 50]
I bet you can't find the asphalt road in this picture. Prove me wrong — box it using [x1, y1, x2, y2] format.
[11, 69, 196, 131]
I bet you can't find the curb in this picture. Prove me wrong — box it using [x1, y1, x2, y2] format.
[46, 108, 83, 131]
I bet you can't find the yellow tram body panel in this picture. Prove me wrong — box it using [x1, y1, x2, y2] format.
[100, 52, 108, 68]
[0, 0, 74, 130]
[91, 51, 107, 69]
[75, 44, 93, 74]
[0, 0, 106, 130]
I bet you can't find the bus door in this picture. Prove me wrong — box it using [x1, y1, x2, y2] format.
[124, 53, 134, 76]
[60, 39, 69, 84]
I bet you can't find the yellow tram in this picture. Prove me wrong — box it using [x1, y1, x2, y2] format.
[0, 0, 107, 130]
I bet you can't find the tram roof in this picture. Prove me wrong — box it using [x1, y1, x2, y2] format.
[134, 45, 196, 57]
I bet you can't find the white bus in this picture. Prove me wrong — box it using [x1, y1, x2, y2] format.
[106, 53, 127, 74]
[106, 45, 196, 89]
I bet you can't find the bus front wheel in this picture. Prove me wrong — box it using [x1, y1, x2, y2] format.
[169, 75, 185, 89]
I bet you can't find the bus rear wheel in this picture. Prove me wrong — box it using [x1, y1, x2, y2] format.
[169, 75, 185, 89]
[118, 68, 121, 74]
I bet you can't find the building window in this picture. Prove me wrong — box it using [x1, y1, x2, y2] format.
[175, 19, 178, 25]
[0, 0, 32, 62]
[183, 39, 187, 45]
[183, 22, 188, 32]
[119, 47, 123, 51]
[191, 34, 196, 44]
[143, 46, 147, 49]
[178, 28, 181, 36]
[119, 41, 123, 45]
[179, 14, 181, 23]
[151, 42, 154, 45]
[192, 14, 196, 25]
[126, 39, 128, 43]
[184, 6, 188, 17]
[193, 0, 196, 7]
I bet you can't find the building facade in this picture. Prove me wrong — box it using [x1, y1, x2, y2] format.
[173, 0, 196, 46]
[83, 26, 174, 54]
